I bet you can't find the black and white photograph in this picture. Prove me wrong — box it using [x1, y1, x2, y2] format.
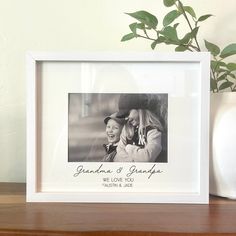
[68, 93, 168, 163]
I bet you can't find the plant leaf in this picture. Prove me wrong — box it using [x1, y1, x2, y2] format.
[229, 73, 236, 79]
[151, 41, 158, 50]
[227, 63, 236, 71]
[211, 60, 218, 70]
[218, 68, 228, 73]
[211, 62, 227, 74]
[151, 37, 166, 49]
[220, 43, 236, 58]
[160, 26, 179, 42]
[163, 10, 181, 26]
[204, 40, 220, 56]
[163, 0, 176, 7]
[218, 61, 227, 67]
[173, 23, 179, 29]
[129, 22, 148, 35]
[198, 14, 213, 22]
[217, 73, 227, 81]
[180, 32, 191, 44]
[190, 27, 199, 39]
[175, 45, 188, 51]
[136, 23, 145, 29]
[183, 6, 196, 19]
[121, 33, 136, 42]
[157, 36, 166, 43]
[126, 11, 158, 29]
[219, 81, 234, 90]
[129, 23, 138, 35]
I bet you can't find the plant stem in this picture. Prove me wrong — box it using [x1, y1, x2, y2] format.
[177, 0, 201, 51]
[137, 34, 156, 41]
[182, 45, 193, 51]
[188, 44, 200, 51]
[186, 47, 193, 52]
[143, 28, 149, 39]
[211, 69, 219, 92]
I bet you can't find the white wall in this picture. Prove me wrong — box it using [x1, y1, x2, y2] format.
[0, 0, 236, 182]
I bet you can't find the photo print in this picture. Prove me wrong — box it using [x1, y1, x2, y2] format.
[68, 93, 168, 163]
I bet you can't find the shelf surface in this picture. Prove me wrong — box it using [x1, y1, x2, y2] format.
[0, 183, 236, 235]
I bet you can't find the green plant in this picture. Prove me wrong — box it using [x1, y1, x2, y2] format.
[121, 0, 236, 92]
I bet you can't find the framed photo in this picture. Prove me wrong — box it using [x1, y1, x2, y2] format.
[27, 52, 210, 203]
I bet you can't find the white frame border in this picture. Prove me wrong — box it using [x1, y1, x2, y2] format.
[26, 52, 210, 204]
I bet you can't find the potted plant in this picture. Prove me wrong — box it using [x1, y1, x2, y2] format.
[121, 0, 236, 199]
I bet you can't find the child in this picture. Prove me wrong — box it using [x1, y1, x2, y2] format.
[102, 112, 125, 162]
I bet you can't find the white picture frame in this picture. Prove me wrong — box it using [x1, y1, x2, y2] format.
[27, 52, 210, 203]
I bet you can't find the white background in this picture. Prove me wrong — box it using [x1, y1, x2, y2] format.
[0, 0, 236, 182]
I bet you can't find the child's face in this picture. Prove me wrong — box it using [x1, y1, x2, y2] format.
[106, 119, 122, 144]
[128, 109, 139, 127]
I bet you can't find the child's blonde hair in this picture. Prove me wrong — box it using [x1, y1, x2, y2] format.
[125, 109, 163, 146]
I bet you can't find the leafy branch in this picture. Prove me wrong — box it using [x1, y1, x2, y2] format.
[121, 0, 236, 92]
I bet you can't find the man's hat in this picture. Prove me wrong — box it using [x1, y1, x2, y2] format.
[116, 94, 149, 118]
